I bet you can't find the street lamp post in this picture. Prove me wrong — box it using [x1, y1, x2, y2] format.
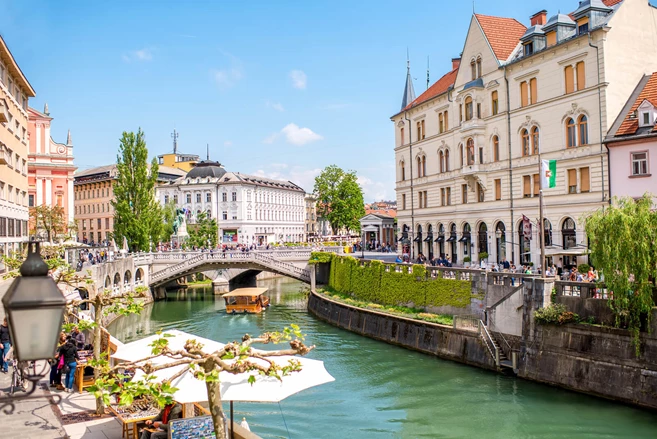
[0, 241, 66, 413]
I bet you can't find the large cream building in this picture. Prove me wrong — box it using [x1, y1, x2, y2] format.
[0, 35, 35, 262]
[393, 0, 657, 268]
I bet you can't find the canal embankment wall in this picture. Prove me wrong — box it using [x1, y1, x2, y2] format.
[307, 290, 497, 371]
[312, 254, 657, 411]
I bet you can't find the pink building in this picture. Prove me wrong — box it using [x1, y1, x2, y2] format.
[27, 104, 76, 224]
[606, 73, 657, 201]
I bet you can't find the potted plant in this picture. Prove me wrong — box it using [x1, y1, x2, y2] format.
[463, 256, 471, 267]
[478, 252, 488, 262]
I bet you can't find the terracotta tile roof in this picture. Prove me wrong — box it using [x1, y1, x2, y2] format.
[475, 14, 527, 61]
[365, 209, 397, 218]
[616, 73, 657, 136]
[603, 0, 623, 7]
[402, 68, 458, 112]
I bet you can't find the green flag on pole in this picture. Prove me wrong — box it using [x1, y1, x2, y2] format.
[541, 159, 557, 189]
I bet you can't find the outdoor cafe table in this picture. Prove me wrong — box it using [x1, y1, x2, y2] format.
[108, 404, 159, 439]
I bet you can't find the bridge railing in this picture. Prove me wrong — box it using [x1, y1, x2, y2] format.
[133, 248, 320, 265]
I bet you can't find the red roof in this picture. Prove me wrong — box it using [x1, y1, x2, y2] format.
[402, 68, 458, 112]
[603, 0, 623, 6]
[616, 73, 657, 136]
[365, 209, 397, 218]
[475, 14, 527, 61]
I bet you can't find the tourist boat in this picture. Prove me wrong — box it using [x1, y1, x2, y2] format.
[223, 287, 271, 314]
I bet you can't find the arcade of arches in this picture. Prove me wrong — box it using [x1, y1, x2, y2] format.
[399, 216, 584, 267]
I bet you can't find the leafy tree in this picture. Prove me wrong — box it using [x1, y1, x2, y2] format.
[314, 165, 365, 234]
[161, 201, 178, 243]
[585, 194, 657, 354]
[91, 325, 313, 439]
[187, 211, 218, 248]
[30, 204, 67, 242]
[112, 129, 163, 252]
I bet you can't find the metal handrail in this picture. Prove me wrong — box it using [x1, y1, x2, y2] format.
[479, 320, 500, 367]
[488, 320, 514, 358]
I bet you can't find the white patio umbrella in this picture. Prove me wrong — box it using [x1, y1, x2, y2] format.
[122, 236, 129, 254]
[113, 330, 334, 433]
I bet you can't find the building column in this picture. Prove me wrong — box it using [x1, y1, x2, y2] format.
[67, 178, 74, 223]
[35, 124, 41, 154]
[45, 178, 52, 206]
[36, 178, 43, 206]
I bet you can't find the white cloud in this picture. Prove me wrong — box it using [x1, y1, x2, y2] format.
[212, 51, 243, 89]
[224, 141, 233, 147]
[122, 48, 153, 62]
[358, 175, 390, 202]
[289, 70, 307, 89]
[253, 166, 321, 193]
[266, 100, 285, 112]
[262, 133, 279, 144]
[281, 123, 322, 146]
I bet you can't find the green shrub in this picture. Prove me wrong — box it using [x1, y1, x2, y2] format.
[478, 252, 488, 260]
[309, 251, 334, 265]
[463, 256, 471, 263]
[534, 303, 579, 325]
[578, 263, 590, 273]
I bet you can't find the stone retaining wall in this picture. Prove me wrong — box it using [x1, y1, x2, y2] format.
[308, 290, 496, 371]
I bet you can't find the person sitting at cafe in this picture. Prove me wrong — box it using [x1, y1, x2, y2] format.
[140, 402, 182, 439]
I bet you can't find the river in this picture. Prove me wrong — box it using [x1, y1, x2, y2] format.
[108, 277, 657, 438]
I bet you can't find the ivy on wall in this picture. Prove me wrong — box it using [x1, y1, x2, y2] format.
[316, 253, 472, 308]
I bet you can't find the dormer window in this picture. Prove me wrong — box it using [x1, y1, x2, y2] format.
[524, 43, 534, 56]
[578, 22, 589, 35]
[642, 112, 651, 126]
[637, 101, 656, 128]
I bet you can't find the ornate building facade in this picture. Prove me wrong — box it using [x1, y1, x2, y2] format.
[156, 161, 306, 245]
[0, 35, 35, 261]
[393, 0, 657, 268]
[27, 105, 76, 226]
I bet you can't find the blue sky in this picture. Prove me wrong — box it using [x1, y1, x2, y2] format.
[0, 0, 592, 201]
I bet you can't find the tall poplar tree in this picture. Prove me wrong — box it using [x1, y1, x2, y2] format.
[314, 165, 365, 234]
[112, 129, 163, 251]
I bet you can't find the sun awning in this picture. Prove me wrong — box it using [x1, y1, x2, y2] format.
[434, 236, 445, 242]
[423, 236, 433, 242]
[446, 236, 456, 242]
[458, 236, 470, 242]
[545, 247, 589, 256]
[413, 236, 421, 242]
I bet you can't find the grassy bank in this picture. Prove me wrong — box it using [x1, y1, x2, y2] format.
[317, 287, 453, 326]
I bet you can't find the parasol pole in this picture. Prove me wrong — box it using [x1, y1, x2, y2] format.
[230, 401, 234, 439]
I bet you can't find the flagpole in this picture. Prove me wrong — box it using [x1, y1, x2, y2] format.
[538, 154, 546, 277]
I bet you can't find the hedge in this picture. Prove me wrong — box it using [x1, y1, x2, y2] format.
[319, 253, 472, 308]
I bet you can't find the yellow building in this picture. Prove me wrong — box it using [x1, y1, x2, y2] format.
[157, 152, 199, 172]
[0, 35, 36, 262]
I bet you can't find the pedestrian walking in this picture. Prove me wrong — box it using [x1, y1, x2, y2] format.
[0, 317, 11, 373]
[58, 336, 80, 392]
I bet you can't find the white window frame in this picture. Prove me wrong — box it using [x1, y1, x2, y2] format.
[631, 151, 649, 176]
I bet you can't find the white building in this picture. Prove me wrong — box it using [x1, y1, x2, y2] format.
[393, 0, 657, 268]
[156, 160, 306, 245]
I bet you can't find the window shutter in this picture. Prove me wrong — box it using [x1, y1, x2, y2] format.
[523, 175, 531, 197]
[495, 179, 501, 200]
[565, 66, 574, 94]
[530, 78, 538, 104]
[580, 167, 590, 192]
[533, 173, 540, 195]
[520, 82, 528, 107]
[576, 61, 585, 91]
[568, 169, 577, 193]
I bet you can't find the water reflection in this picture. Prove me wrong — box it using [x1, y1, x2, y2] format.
[108, 278, 657, 439]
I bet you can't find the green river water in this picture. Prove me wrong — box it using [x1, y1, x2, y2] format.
[108, 278, 657, 439]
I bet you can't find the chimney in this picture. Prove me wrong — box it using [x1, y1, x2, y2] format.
[451, 57, 461, 70]
[530, 10, 547, 26]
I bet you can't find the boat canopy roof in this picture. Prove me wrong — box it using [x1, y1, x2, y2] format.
[222, 288, 269, 297]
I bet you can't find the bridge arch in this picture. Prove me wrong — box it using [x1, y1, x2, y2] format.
[124, 270, 132, 286]
[104, 276, 111, 289]
[135, 268, 144, 285]
[113, 272, 121, 287]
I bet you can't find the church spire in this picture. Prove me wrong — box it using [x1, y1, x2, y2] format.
[400, 51, 416, 111]
[206, 143, 209, 161]
[66, 129, 72, 146]
[43, 102, 49, 116]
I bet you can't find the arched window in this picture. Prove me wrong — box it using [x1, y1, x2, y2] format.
[566, 118, 576, 148]
[459, 144, 464, 168]
[450, 223, 458, 263]
[437, 223, 445, 257]
[427, 224, 434, 259]
[401, 161, 405, 181]
[531, 126, 539, 155]
[578, 115, 588, 145]
[416, 224, 423, 257]
[562, 218, 576, 250]
[492, 135, 500, 162]
[400, 127, 405, 145]
[462, 223, 471, 257]
[465, 96, 473, 121]
[422, 155, 426, 177]
[518, 221, 531, 264]
[521, 129, 530, 156]
[417, 156, 422, 177]
[495, 222, 506, 263]
[439, 151, 445, 173]
[478, 223, 488, 255]
[491, 90, 499, 115]
[476, 57, 482, 78]
[466, 138, 475, 165]
[543, 219, 553, 247]
[445, 149, 450, 171]
[471, 59, 476, 80]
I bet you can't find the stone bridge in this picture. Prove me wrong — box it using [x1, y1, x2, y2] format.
[86, 248, 343, 295]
